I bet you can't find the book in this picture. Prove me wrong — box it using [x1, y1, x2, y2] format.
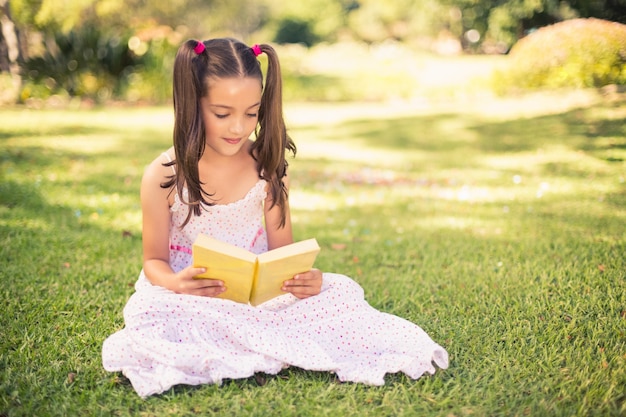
[192, 234, 321, 306]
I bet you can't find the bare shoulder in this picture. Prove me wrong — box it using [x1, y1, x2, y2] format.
[141, 150, 175, 201]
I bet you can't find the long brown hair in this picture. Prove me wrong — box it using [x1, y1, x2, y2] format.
[163, 38, 296, 228]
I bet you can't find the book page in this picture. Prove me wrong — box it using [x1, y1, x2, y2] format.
[251, 239, 320, 306]
[192, 234, 257, 304]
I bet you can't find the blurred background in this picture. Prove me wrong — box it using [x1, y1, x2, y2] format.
[0, 0, 624, 107]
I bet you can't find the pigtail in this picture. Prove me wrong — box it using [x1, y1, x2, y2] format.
[252, 44, 296, 227]
[165, 39, 213, 226]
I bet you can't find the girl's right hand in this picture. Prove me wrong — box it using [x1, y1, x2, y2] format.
[172, 266, 226, 297]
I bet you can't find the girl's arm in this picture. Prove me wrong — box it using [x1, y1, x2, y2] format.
[264, 174, 294, 251]
[265, 175, 323, 299]
[140, 153, 225, 297]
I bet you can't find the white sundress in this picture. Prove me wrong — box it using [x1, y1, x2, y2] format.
[102, 178, 449, 398]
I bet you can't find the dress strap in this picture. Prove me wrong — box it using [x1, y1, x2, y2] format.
[162, 152, 176, 176]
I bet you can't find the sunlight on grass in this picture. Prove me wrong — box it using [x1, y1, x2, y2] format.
[0, 107, 174, 130]
[481, 145, 604, 171]
[12, 134, 128, 153]
[0, 214, 52, 232]
[284, 88, 607, 125]
[1, 90, 625, 416]
[295, 139, 422, 166]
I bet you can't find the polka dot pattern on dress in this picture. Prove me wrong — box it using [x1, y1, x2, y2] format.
[102, 180, 448, 397]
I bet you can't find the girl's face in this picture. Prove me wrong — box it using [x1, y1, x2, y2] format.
[200, 76, 262, 158]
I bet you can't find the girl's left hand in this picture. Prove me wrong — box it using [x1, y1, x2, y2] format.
[282, 268, 323, 299]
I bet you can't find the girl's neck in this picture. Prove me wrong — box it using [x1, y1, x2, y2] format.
[199, 140, 252, 170]
[197, 140, 259, 205]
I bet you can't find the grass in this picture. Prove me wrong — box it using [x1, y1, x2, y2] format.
[1, 86, 625, 416]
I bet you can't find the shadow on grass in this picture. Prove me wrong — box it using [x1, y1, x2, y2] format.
[2, 98, 623, 258]
[329, 97, 626, 165]
[1, 98, 624, 414]
[0, 179, 47, 210]
[1, 123, 170, 203]
[0, 123, 147, 294]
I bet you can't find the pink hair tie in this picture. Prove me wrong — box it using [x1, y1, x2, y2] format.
[194, 41, 205, 55]
[251, 44, 262, 57]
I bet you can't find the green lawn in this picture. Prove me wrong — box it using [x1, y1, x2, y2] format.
[1, 89, 625, 416]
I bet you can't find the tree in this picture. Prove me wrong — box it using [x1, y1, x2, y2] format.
[255, 0, 346, 45]
[569, 0, 626, 22]
[7, 0, 271, 102]
[440, 0, 626, 52]
[345, 0, 448, 44]
[0, 0, 20, 71]
[0, 0, 22, 103]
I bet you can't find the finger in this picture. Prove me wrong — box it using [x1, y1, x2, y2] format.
[184, 279, 224, 295]
[282, 281, 321, 294]
[287, 288, 318, 299]
[283, 273, 313, 284]
[200, 279, 224, 288]
[284, 276, 320, 287]
[190, 284, 226, 297]
[191, 267, 207, 277]
[190, 277, 224, 287]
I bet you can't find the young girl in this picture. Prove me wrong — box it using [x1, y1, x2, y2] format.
[102, 38, 448, 398]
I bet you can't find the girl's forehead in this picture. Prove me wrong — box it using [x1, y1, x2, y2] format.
[206, 77, 262, 101]
[205, 77, 262, 108]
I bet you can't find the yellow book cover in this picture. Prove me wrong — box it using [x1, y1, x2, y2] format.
[192, 234, 320, 306]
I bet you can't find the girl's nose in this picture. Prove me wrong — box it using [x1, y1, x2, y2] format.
[229, 117, 244, 135]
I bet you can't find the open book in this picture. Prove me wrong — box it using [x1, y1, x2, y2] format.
[192, 234, 321, 306]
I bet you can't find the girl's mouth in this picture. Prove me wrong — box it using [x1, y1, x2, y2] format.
[224, 138, 241, 145]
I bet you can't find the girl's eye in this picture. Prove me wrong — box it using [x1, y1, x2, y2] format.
[215, 114, 228, 119]
[247, 113, 258, 118]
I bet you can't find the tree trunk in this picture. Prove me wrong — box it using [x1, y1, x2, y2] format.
[0, 0, 21, 103]
[0, 0, 20, 70]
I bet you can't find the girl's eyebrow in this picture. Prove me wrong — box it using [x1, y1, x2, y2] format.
[209, 102, 261, 110]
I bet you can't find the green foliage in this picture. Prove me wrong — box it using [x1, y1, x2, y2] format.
[22, 26, 134, 100]
[1, 89, 625, 416]
[263, 0, 346, 44]
[9, 0, 212, 33]
[6, 0, 626, 105]
[273, 18, 319, 46]
[483, 0, 569, 49]
[493, 18, 626, 93]
[346, 0, 447, 43]
[19, 25, 177, 103]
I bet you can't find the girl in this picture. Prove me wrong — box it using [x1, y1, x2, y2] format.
[102, 38, 448, 398]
